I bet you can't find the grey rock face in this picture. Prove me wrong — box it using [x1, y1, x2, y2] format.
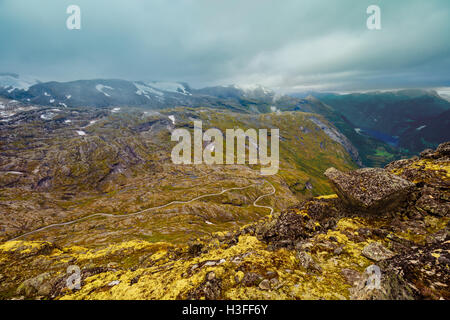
[361, 243, 396, 262]
[420, 142, 450, 160]
[349, 270, 417, 300]
[309, 116, 363, 166]
[324, 167, 415, 212]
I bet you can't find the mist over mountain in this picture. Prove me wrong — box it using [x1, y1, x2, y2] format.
[0, 74, 280, 112]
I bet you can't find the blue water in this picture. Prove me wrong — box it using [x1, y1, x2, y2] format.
[359, 128, 399, 147]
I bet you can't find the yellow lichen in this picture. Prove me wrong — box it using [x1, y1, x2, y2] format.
[412, 159, 450, 177]
[0, 240, 51, 255]
[315, 194, 338, 200]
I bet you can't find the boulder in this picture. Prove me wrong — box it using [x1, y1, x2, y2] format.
[296, 251, 322, 272]
[16, 272, 52, 297]
[420, 142, 450, 159]
[341, 268, 364, 286]
[361, 242, 396, 262]
[349, 270, 417, 300]
[258, 279, 271, 291]
[241, 272, 263, 287]
[185, 277, 222, 300]
[324, 167, 414, 213]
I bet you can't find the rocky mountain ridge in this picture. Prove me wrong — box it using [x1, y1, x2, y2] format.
[0, 99, 357, 247]
[311, 90, 450, 156]
[0, 74, 277, 112]
[0, 143, 448, 300]
[3, 74, 449, 167]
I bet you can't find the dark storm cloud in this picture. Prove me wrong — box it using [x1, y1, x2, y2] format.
[0, 0, 449, 91]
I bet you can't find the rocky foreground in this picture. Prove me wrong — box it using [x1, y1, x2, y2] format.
[0, 143, 449, 300]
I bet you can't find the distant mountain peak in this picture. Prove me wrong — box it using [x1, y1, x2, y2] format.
[0, 73, 39, 91]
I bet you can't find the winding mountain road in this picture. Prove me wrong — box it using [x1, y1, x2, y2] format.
[9, 179, 276, 241]
[252, 180, 275, 215]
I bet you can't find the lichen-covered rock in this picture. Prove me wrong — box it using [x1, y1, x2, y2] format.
[16, 272, 52, 297]
[420, 142, 450, 160]
[241, 272, 263, 287]
[349, 269, 418, 300]
[324, 167, 415, 212]
[186, 277, 222, 300]
[255, 211, 313, 246]
[341, 268, 363, 286]
[379, 238, 450, 300]
[258, 279, 271, 291]
[361, 243, 396, 262]
[296, 251, 322, 272]
[415, 187, 450, 217]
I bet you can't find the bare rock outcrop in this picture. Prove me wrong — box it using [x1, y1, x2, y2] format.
[420, 141, 450, 160]
[324, 167, 415, 213]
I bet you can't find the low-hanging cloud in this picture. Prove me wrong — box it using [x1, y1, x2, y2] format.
[0, 0, 449, 92]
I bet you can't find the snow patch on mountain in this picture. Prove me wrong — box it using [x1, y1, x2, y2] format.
[143, 111, 162, 117]
[40, 112, 55, 120]
[134, 82, 164, 99]
[416, 125, 427, 131]
[147, 82, 191, 95]
[85, 120, 98, 127]
[270, 106, 281, 114]
[0, 73, 38, 91]
[96, 84, 114, 97]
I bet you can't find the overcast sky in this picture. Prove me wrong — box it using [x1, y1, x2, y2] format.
[0, 0, 449, 92]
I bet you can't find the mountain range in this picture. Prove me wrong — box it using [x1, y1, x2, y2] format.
[0, 73, 278, 112]
[0, 73, 449, 300]
[1, 73, 450, 167]
[312, 90, 450, 154]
